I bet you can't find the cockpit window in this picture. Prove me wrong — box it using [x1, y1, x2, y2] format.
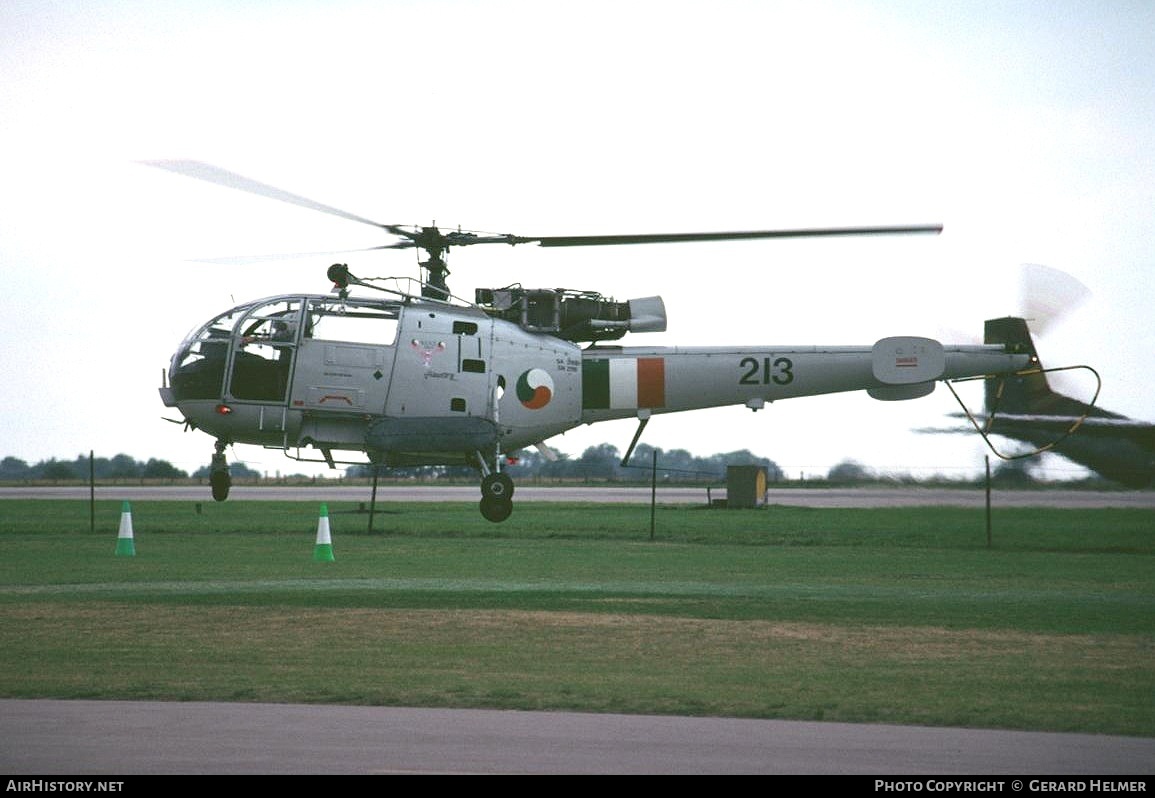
[239, 301, 301, 344]
[307, 298, 399, 345]
[168, 306, 247, 401]
[230, 299, 303, 401]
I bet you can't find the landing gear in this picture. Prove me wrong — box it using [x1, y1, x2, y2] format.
[479, 495, 513, 523]
[209, 441, 231, 502]
[476, 451, 514, 523]
[481, 472, 514, 502]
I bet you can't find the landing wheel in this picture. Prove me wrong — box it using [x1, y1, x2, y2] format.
[479, 496, 513, 523]
[210, 468, 231, 502]
[209, 448, 231, 502]
[480, 472, 515, 501]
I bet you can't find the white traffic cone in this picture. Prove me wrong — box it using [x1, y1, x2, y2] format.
[115, 501, 135, 557]
[313, 503, 334, 562]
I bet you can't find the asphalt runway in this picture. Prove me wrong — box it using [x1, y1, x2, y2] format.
[3, 484, 1154, 507]
[3, 700, 1153, 775]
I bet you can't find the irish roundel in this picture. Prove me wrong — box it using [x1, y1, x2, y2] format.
[516, 368, 554, 409]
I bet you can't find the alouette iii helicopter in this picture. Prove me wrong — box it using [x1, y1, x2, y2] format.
[152, 160, 1052, 522]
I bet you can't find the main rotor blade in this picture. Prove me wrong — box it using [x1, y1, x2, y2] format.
[141, 159, 388, 230]
[193, 246, 392, 266]
[516, 225, 943, 248]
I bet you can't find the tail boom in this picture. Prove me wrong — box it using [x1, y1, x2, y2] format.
[579, 341, 1030, 422]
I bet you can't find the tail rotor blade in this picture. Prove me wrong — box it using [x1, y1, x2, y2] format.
[1019, 263, 1091, 336]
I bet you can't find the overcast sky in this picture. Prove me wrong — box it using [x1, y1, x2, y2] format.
[1, 0, 1152, 479]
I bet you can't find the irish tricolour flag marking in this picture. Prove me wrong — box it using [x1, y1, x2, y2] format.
[582, 357, 665, 410]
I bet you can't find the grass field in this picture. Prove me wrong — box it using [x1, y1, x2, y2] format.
[1, 498, 1152, 735]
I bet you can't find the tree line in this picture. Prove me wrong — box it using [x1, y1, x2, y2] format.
[0, 446, 782, 484]
[348, 443, 785, 483]
[1, 445, 1046, 485]
[0, 454, 259, 481]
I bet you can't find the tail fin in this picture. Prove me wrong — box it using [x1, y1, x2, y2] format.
[981, 318, 1151, 487]
[983, 317, 1050, 414]
[983, 316, 1110, 419]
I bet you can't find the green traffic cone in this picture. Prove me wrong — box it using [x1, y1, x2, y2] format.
[115, 501, 135, 557]
[313, 503, 334, 562]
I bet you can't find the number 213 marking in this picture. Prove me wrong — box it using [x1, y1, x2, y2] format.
[739, 356, 794, 386]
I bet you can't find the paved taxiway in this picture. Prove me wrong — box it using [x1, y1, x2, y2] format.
[3, 700, 1153, 775]
[3, 485, 1153, 507]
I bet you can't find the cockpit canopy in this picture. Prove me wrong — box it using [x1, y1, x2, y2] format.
[167, 295, 401, 403]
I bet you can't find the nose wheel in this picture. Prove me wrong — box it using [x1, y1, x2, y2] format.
[481, 472, 514, 501]
[479, 495, 513, 523]
[209, 442, 231, 502]
[479, 472, 514, 523]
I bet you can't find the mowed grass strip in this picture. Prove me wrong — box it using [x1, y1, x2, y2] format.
[0, 603, 1150, 734]
[0, 499, 1152, 734]
[2, 499, 1153, 551]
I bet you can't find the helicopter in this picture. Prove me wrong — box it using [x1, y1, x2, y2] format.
[152, 160, 1045, 521]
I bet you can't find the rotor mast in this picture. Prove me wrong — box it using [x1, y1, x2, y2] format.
[413, 228, 451, 300]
